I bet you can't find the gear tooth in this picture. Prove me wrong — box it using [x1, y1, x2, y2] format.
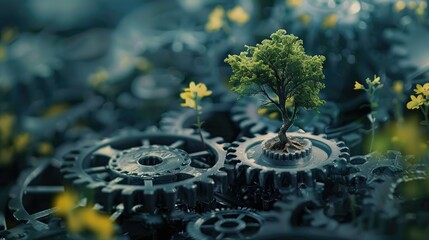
[121, 188, 137, 212]
[336, 141, 346, 148]
[214, 170, 228, 193]
[258, 170, 274, 187]
[251, 123, 267, 134]
[181, 184, 198, 207]
[239, 119, 254, 129]
[161, 187, 177, 210]
[211, 137, 224, 144]
[100, 188, 120, 212]
[62, 153, 78, 162]
[223, 163, 237, 184]
[226, 152, 237, 160]
[143, 190, 157, 213]
[245, 167, 260, 185]
[339, 152, 350, 161]
[197, 179, 215, 202]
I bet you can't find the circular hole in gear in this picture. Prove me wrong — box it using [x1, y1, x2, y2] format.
[138, 156, 163, 166]
[220, 221, 239, 229]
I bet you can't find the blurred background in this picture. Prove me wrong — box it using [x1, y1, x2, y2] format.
[1, 0, 429, 239]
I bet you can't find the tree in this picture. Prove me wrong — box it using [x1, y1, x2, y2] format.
[225, 29, 326, 151]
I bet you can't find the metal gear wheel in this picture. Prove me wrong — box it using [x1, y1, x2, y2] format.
[348, 151, 426, 186]
[359, 170, 428, 237]
[231, 97, 339, 136]
[186, 208, 279, 240]
[224, 132, 350, 190]
[61, 130, 228, 213]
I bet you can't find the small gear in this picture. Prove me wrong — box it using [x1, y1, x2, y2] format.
[186, 208, 278, 240]
[359, 162, 428, 236]
[61, 130, 228, 213]
[225, 132, 350, 190]
[231, 97, 339, 136]
[348, 151, 426, 185]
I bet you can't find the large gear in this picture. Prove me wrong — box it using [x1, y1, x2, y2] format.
[231, 97, 339, 136]
[224, 132, 350, 190]
[61, 130, 227, 213]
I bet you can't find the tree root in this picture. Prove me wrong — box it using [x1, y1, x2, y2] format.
[267, 138, 304, 152]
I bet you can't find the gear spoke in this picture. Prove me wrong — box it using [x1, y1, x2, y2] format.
[169, 140, 185, 148]
[30, 208, 56, 220]
[85, 166, 108, 174]
[25, 186, 64, 194]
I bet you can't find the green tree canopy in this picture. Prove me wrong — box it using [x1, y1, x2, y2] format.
[225, 29, 326, 150]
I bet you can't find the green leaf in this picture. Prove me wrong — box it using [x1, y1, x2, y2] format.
[420, 121, 429, 126]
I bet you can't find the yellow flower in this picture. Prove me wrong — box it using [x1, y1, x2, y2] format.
[0, 45, 6, 61]
[354, 81, 364, 90]
[41, 103, 70, 118]
[206, 6, 224, 31]
[54, 192, 77, 216]
[184, 81, 213, 98]
[180, 82, 212, 109]
[0, 148, 13, 166]
[38, 142, 53, 156]
[322, 14, 337, 29]
[0, 113, 15, 141]
[227, 6, 250, 25]
[77, 208, 114, 240]
[372, 75, 381, 85]
[135, 57, 151, 72]
[286, 0, 302, 8]
[414, 83, 429, 96]
[268, 112, 279, 119]
[393, 81, 403, 94]
[406, 95, 425, 109]
[298, 14, 311, 25]
[394, 1, 406, 12]
[257, 108, 268, 115]
[14, 133, 31, 152]
[88, 68, 109, 87]
[180, 94, 197, 109]
[1, 27, 16, 43]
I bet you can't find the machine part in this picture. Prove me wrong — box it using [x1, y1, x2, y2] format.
[231, 97, 339, 136]
[8, 159, 65, 231]
[348, 151, 425, 185]
[360, 170, 428, 236]
[224, 132, 350, 190]
[186, 208, 279, 240]
[61, 130, 227, 213]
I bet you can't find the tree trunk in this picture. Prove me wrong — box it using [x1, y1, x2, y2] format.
[271, 103, 298, 150]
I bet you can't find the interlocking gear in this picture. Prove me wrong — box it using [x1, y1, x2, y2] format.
[224, 132, 350, 190]
[61, 130, 227, 213]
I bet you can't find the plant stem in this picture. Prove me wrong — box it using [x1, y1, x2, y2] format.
[194, 94, 206, 149]
[369, 113, 375, 153]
